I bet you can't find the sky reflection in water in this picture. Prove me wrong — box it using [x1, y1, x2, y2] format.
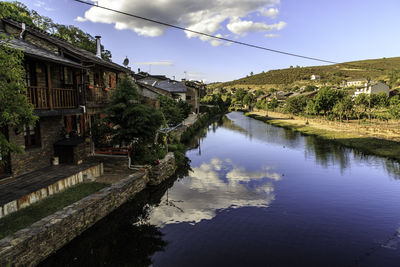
[149, 158, 281, 226]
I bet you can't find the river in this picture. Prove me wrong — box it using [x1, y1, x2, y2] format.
[41, 112, 400, 267]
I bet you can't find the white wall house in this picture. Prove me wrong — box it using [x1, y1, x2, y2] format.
[345, 78, 368, 87]
[310, 75, 320, 80]
[354, 82, 390, 97]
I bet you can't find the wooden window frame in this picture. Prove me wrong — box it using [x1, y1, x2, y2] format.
[24, 122, 41, 149]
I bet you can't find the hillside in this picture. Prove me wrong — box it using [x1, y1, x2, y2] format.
[211, 57, 400, 90]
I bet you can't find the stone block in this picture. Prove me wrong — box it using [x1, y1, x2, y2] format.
[3, 201, 17, 216]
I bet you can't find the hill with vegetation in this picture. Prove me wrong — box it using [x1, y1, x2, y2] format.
[211, 57, 400, 90]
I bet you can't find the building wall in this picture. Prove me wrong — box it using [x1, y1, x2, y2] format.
[186, 86, 199, 113]
[4, 24, 59, 54]
[9, 116, 64, 177]
[371, 83, 390, 96]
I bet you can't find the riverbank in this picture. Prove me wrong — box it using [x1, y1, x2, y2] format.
[246, 110, 400, 162]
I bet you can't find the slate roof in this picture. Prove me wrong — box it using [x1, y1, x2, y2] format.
[0, 32, 83, 68]
[3, 19, 127, 72]
[137, 77, 187, 93]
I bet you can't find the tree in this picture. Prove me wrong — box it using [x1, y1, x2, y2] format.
[304, 85, 317, 92]
[285, 96, 307, 115]
[333, 96, 353, 122]
[389, 103, 400, 119]
[0, 35, 37, 159]
[0, 2, 34, 26]
[234, 88, 246, 103]
[102, 77, 162, 147]
[268, 98, 279, 110]
[313, 87, 344, 116]
[159, 96, 183, 125]
[255, 89, 264, 97]
[243, 93, 255, 109]
[354, 93, 369, 123]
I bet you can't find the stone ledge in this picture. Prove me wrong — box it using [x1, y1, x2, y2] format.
[0, 163, 103, 219]
[0, 169, 149, 266]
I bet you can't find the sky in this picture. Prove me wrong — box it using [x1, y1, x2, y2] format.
[19, 0, 400, 83]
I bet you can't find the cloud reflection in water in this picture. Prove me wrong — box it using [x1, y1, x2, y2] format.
[148, 158, 281, 227]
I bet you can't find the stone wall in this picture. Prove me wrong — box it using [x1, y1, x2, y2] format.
[0, 171, 149, 266]
[148, 152, 175, 186]
[0, 163, 103, 219]
[9, 116, 64, 177]
[74, 140, 91, 164]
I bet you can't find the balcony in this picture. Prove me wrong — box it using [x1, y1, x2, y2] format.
[85, 86, 111, 108]
[26, 86, 77, 110]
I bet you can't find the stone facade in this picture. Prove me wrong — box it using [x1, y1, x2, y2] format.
[148, 152, 175, 186]
[9, 116, 64, 177]
[186, 85, 200, 113]
[0, 171, 148, 266]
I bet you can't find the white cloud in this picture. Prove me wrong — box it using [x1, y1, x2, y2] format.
[261, 7, 279, 19]
[265, 33, 280, 38]
[133, 60, 174, 66]
[34, 1, 45, 7]
[77, 0, 285, 46]
[34, 1, 55, 11]
[75, 16, 88, 22]
[146, 158, 282, 226]
[227, 18, 286, 36]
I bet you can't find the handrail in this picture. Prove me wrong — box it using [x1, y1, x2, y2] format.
[26, 86, 77, 110]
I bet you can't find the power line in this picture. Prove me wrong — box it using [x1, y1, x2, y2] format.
[72, 0, 339, 64]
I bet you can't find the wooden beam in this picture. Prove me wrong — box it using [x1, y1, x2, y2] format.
[46, 64, 53, 110]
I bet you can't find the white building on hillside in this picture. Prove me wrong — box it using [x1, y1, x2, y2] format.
[354, 82, 390, 97]
[345, 78, 368, 87]
[310, 75, 320, 80]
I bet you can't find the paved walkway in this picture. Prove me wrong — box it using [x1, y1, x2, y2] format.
[182, 113, 199, 127]
[0, 161, 100, 206]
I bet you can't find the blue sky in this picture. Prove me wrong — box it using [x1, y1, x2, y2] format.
[20, 0, 400, 83]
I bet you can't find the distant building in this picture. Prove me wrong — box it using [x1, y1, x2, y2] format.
[354, 82, 389, 97]
[345, 78, 368, 87]
[136, 76, 201, 113]
[310, 75, 320, 80]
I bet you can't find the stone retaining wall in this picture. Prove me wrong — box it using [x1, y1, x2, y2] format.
[0, 163, 103, 219]
[0, 153, 176, 266]
[0, 171, 149, 266]
[148, 152, 175, 186]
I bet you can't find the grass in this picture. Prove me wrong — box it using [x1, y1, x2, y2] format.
[246, 113, 400, 162]
[0, 182, 108, 239]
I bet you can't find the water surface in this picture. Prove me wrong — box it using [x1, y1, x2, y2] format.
[41, 112, 400, 267]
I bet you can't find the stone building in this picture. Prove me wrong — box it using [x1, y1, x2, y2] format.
[135, 74, 202, 113]
[0, 19, 127, 178]
[354, 82, 390, 97]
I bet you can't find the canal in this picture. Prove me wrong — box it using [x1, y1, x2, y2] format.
[41, 112, 400, 267]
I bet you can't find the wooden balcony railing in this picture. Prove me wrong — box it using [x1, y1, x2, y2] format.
[26, 86, 77, 110]
[86, 86, 111, 107]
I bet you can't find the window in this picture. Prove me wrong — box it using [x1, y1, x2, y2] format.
[24, 123, 41, 149]
[186, 95, 192, 100]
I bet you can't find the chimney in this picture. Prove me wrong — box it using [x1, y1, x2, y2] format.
[20, 22, 26, 39]
[95, 36, 101, 58]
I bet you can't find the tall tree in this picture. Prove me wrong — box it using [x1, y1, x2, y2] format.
[102, 77, 162, 147]
[0, 35, 37, 159]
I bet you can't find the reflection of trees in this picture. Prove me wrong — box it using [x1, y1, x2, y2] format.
[39, 177, 180, 267]
[305, 136, 350, 172]
[221, 115, 249, 135]
[384, 159, 400, 180]
[305, 136, 400, 179]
